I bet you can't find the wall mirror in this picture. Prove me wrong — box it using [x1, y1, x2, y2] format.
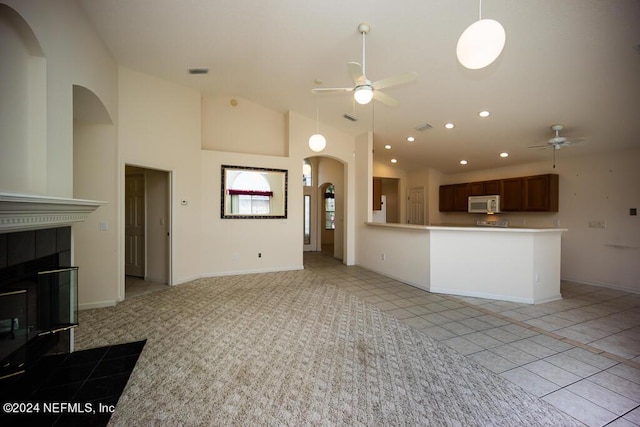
[221, 165, 288, 219]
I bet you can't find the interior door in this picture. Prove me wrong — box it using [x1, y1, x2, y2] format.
[408, 187, 425, 225]
[125, 173, 145, 277]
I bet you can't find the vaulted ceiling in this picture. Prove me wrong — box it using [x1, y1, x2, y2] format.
[79, 0, 640, 173]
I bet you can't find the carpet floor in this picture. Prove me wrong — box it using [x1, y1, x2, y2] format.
[75, 270, 583, 426]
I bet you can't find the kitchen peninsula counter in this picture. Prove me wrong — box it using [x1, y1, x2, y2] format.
[363, 222, 567, 304]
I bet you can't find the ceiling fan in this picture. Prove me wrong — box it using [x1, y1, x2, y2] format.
[311, 23, 418, 107]
[528, 124, 585, 168]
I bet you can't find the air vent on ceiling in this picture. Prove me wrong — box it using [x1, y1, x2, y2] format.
[188, 68, 209, 75]
[343, 113, 359, 122]
[415, 123, 433, 131]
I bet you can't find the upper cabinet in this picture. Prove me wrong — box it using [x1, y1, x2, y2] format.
[524, 174, 559, 211]
[439, 183, 469, 212]
[501, 178, 524, 211]
[439, 174, 559, 212]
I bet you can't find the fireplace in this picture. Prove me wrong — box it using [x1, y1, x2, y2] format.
[0, 192, 104, 381]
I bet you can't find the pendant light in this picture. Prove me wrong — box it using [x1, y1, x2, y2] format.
[308, 101, 326, 152]
[457, 0, 506, 69]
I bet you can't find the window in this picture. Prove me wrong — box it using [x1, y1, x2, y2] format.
[303, 159, 312, 186]
[304, 195, 311, 245]
[228, 172, 272, 215]
[325, 184, 335, 230]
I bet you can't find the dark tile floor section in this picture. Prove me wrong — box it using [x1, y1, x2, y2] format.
[0, 340, 145, 426]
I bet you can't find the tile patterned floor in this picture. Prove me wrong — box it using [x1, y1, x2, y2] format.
[304, 251, 640, 427]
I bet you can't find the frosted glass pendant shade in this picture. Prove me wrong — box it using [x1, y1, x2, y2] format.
[354, 86, 373, 104]
[457, 19, 506, 69]
[308, 133, 327, 152]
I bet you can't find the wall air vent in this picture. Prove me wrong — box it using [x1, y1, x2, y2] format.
[188, 68, 209, 75]
[343, 114, 358, 122]
[415, 123, 433, 131]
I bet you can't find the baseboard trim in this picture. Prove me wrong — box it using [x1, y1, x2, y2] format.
[429, 287, 536, 305]
[561, 276, 640, 295]
[79, 300, 117, 311]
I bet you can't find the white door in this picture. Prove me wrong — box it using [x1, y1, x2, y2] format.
[408, 187, 425, 225]
[125, 173, 145, 277]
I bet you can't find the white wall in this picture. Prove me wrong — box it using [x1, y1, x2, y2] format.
[200, 150, 302, 275]
[2, 0, 118, 197]
[288, 111, 356, 265]
[202, 96, 287, 156]
[118, 67, 202, 288]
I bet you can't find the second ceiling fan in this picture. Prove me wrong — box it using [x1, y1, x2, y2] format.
[312, 23, 418, 107]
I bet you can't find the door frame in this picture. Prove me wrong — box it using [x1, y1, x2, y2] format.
[121, 162, 173, 300]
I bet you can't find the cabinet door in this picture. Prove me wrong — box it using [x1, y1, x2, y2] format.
[469, 182, 485, 196]
[439, 185, 453, 211]
[524, 174, 559, 211]
[501, 178, 523, 211]
[484, 180, 500, 195]
[452, 183, 469, 211]
[373, 177, 382, 210]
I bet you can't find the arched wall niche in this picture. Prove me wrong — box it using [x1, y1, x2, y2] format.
[73, 85, 113, 125]
[0, 4, 47, 194]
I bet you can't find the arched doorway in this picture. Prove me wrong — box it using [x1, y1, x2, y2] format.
[302, 156, 345, 261]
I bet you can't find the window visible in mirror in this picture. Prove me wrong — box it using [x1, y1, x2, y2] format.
[221, 165, 288, 219]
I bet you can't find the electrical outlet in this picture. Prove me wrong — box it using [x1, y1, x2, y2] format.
[381, 253, 386, 261]
[588, 220, 606, 229]
[258, 253, 262, 258]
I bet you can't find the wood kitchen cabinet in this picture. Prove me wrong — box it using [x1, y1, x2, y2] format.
[452, 183, 469, 211]
[439, 183, 468, 211]
[373, 177, 382, 210]
[439, 174, 558, 212]
[439, 185, 453, 212]
[524, 174, 559, 211]
[469, 180, 500, 196]
[500, 178, 524, 211]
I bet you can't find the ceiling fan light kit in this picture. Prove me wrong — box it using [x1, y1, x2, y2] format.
[354, 85, 373, 104]
[311, 23, 418, 108]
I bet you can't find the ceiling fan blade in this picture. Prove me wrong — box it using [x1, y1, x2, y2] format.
[527, 144, 551, 150]
[373, 90, 399, 107]
[311, 87, 354, 94]
[347, 62, 366, 85]
[372, 71, 419, 90]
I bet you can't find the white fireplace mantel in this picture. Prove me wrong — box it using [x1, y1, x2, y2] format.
[0, 192, 106, 233]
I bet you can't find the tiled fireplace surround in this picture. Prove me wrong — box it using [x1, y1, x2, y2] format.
[0, 193, 104, 381]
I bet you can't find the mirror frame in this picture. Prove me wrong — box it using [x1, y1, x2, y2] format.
[221, 165, 288, 219]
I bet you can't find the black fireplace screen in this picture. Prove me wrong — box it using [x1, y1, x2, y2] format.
[0, 267, 78, 379]
[36, 267, 78, 335]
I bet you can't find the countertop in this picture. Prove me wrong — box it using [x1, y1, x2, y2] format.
[365, 222, 567, 233]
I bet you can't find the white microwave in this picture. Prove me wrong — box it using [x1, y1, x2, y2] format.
[468, 195, 501, 214]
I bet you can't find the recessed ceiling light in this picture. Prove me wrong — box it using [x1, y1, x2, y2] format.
[407, 136, 415, 142]
[445, 123, 455, 129]
[391, 158, 398, 164]
[500, 152, 509, 158]
[384, 144, 392, 149]
[460, 160, 468, 165]
[479, 110, 490, 118]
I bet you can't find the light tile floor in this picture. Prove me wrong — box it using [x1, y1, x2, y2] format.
[304, 251, 640, 427]
[125, 275, 169, 299]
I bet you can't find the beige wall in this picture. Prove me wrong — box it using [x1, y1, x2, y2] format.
[202, 96, 287, 156]
[118, 67, 203, 289]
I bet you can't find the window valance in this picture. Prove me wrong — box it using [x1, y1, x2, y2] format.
[227, 189, 274, 197]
